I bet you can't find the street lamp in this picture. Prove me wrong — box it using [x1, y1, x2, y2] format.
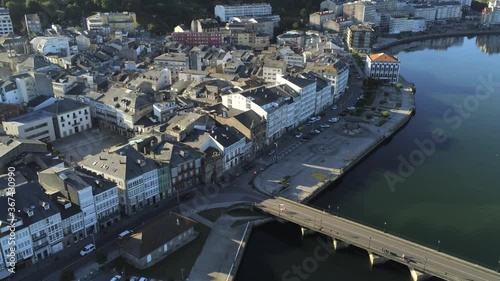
[437, 240, 441, 252]
[328, 205, 331, 213]
[383, 222, 387, 233]
[181, 268, 184, 280]
[336, 206, 339, 216]
[497, 260, 500, 273]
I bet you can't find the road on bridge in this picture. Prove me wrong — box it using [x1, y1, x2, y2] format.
[257, 197, 500, 281]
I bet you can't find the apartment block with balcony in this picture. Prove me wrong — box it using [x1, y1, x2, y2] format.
[365, 53, 400, 84]
[39, 99, 92, 138]
[346, 24, 375, 52]
[0, 8, 13, 36]
[215, 3, 272, 22]
[154, 53, 190, 82]
[262, 60, 286, 84]
[435, 2, 462, 19]
[3, 111, 56, 141]
[24, 14, 42, 36]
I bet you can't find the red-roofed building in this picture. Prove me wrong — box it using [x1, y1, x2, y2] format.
[365, 53, 400, 84]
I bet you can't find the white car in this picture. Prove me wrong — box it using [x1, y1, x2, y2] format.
[110, 275, 121, 281]
[118, 230, 133, 239]
[320, 124, 330, 128]
[312, 129, 321, 134]
[347, 106, 356, 111]
[329, 117, 340, 123]
[80, 244, 96, 256]
[295, 133, 303, 138]
[139, 278, 148, 281]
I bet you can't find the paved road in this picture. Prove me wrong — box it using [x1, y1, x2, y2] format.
[257, 197, 500, 281]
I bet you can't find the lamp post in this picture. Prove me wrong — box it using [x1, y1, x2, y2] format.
[181, 268, 184, 280]
[328, 205, 331, 213]
[437, 240, 440, 252]
[497, 260, 500, 273]
[383, 222, 387, 233]
[336, 206, 339, 216]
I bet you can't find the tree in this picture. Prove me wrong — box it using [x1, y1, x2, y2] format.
[60, 270, 75, 281]
[147, 23, 158, 34]
[96, 251, 108, 265]
[299, 8, 308, 18]
[292, 22, 300, 30]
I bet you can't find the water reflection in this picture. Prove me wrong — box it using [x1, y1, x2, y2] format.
[476, 35, 500, 54]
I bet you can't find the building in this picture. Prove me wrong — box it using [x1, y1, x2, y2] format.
[30, 37, 71, 57]
[413, 5, 438, 22]
[39, 99, 92, 138]
[309, 11, 338, 30]
[0, 73, 37, 104]
[262, 60, 286, 84]
[207, 126, 248, 171]
[284, 52, 305, 67]
[172, 32, 225, 47]
[79, 144, 160, 216]
[365, 53, 400, 84]
[343, 1, 377, 24]
[0, 137, 47, 172]
[306, 60, 349, 101]
[191, 18, 221, 32]
[227, 16, 276, 38]
[230, 31, 270, 49]
[153, 100, 179, 123]
[0, 8, 13, 36]
[0, 33, 29, 55]
[389, 16, 426, 34]
[119, 212, 197, 269]
[3, 111, 56, 141]
[323, 18, 354, 38]
[321, 0, 343, 15]
[154, 53, 189, 82]
[24, 14, 42, 36]
[276, 75, 319, 120]
[435, 2, 462, 20]
[481, 7, 500, 24]
[215, 4, 272, 22]
[346, 25, 375, 52]
[300, 72, 334, 114]
[276, 31, 304, 46]
[86, 12, 139, 34]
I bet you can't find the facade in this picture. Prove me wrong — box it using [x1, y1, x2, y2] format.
[389, 16, 426, 34]
[343, 1, 377, 24]
[262, 60, 286, 84]
[346, 25, 375, 52]
[481, 8, 500, 24]
[365, 53, 400, 84]
[307, 61, 349, 101]
[30, 37, 71, 57]
[3, 111, 56, 141]
[284, 53, 305, 67]
[206, 126, 248, 172]
[323, 18, 354, 38]
[154, 53, 190, 81]
[309, 11, 338, 30]
[86, 12, 139, 33]
[191, 18, 220, 32]
[435, 2, 462, 20]
[215, 4, 272, 22]
[119, 212, 197, 269]
[230, 31, 270, 49]
[227, 16, 275, 37]
[172, 32, 225, 47]
[0, 137, 47, 173]
[39, 99, 92, 138]
[153, 100, 179, 122]
[24, 14, 42, 36]
[276, 75, 318, 122]
[0, 8, 13, 36]
[413, 5, 437, 22]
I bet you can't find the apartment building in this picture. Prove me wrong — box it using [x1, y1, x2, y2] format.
[80, 145, 160, 215]
[323, 18, 354, 38]
[154, 53, 190, 82]
[365, 53, 400, 84]
[300, 72, 334, 114]
[482, 7, 500, 24]
[30, 37, 71, 57]
[206, 126, 248, 171]
[153, 100, 179, 122]
[389, 16, 426, 34]
[435, 2, 462, 19]
[343, 1, 378, 24]
[309, 11, 338, 30]
[86, 12, 139, 33]
[276, 75, 318, 122]
[306, 60, 349, 101]
[40, 99, 92, 138]
[227, 16, 275, 37]
[262, 60, 286, 84]
[3, 111, 56, 141]
[24, 14, 42, 36]
[230, 30, 270, 49]
[413, 5, 438, 22]
[215, 4, 272, 22]
[346, 25, 375, 52]
[0, 8, 13, 36]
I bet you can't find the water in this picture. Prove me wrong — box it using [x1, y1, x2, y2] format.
[236, 35, 500, 281]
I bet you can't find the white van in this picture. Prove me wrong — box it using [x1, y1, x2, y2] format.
[80, 244, 96, 256]
[118, 230, 133, 239]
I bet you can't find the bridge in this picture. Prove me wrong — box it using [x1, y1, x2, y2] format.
[256, 197, 500, 281]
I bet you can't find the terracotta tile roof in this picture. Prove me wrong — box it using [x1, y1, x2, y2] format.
[369, 53, 399, 62]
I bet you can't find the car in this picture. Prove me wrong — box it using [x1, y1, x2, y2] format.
[110, 275, 121, 281]
[295, 133, 303, 138]
[332, 105, 337, 110]
[80, 244, 96, 256]
[139, 278, 148, 281]
[347, 106, 356, 111]
[329, 117, 340, 123]
[130, 277, 139, 281]
[268, 149, 276, 156]
[320, 124, 330, 128]
[118, 230, 133, 239]
[311, 129, 320, 135]
[314, 116, 321, 121]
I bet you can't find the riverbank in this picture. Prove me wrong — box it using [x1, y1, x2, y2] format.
[254, 78, 415, 203]
[373, 29, 500, 52]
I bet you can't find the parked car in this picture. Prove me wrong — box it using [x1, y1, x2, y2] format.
[118, 230, 133, 239]
[320, 124, 330, 128]
[268, 149, 276, 156]
[138, 278, 148, 281]
[311, 129, 321, 135]
[80, 244, 96, 256]
[110, 275, 121, 281]
[295, 133, 303, 138]
[347, 106, 356, 111]
[329, 117, 340, 123]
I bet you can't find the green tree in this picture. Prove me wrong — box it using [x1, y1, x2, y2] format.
[292, 21, 300, 29]
[96, 251, 108, 265]
[60, 270, 75, 281]
[147, 23, 158, 34]
[299, 8, 308, 18]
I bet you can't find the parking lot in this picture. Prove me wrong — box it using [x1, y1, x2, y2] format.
[51, 128, 128, 162]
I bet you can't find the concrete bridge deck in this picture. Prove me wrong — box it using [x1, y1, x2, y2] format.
[257, 197, 500, 281]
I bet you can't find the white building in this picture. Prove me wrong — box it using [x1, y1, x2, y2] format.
[276, 75, 317, 122]
[389, 16, 426, 34]
[0, 8, 13, 36]
[3, 111, 56, 142]
[262, 60, 286, 84]
[153, 100, 179, 122]
[86, 12, 139, 33]
[205, 126, 248, 171]
[39, 99, 92, 138]
[154, 53, 189, 82]
[30, 37, 71, 57]
[79, 145, 160, 215]
[365, 53, 401, 84]
[435, 2, 462, 20]
[215, 4, 272, 22]
[307, 60, 349, 101]
[300, 72, 334, 114]
[284, 53, 306, 67]
[413, 5, 437, 22]
[12, 73, 38, 104]
[482, 8, 500, 24]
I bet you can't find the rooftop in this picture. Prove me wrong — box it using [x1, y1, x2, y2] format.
[39, 99, 88, 115]
[368, 53, 399, 62]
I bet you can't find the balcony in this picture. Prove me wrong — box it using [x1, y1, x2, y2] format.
[32, 232, 47, 241]
[33, 241, 49, 251]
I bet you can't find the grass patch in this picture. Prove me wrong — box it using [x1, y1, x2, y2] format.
[107, 224, 210, 280]
[381, 111, 390, 117]
[197, 208, 226, 222]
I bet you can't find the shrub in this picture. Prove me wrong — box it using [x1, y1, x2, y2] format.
[381, 111, 390, 117]
[395, 102, 402, 107]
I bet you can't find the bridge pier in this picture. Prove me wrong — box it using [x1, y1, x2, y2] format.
[332, 238, 350, 250]
[300, 227, 315, 238]
[409, 268, 431, 281]
[368, 252, 388, 266]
